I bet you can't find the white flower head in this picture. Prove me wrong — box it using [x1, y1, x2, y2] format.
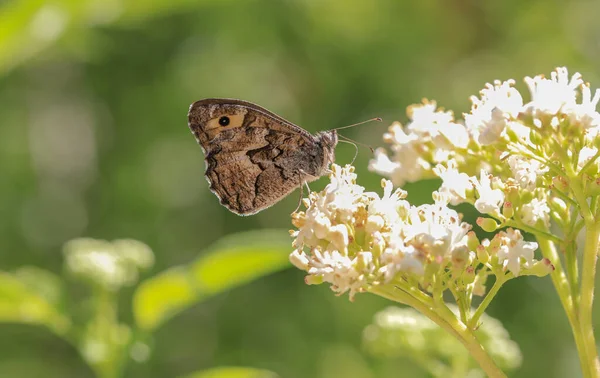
[368, 179, 409, 223]
[63, 238, 154, 290]
[433, 160, 473, 205]
[496, 229, 538, 276]
[506, 155, 548, 191]
[521, 197, 550, 228]
[472, 170, 505, 215]
[523, 67, 583, 119]
[291, 164, 476, 299]
[369, 101, 470, 186]
[368, 120, 429, 186]
[567, 84, 600, 129]
[465, 79, 523, 145]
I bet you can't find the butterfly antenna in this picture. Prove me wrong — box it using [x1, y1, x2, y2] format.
[333, 117, 383, 131]
[338, 135, 375, 164]
[338, 138, 359, 164]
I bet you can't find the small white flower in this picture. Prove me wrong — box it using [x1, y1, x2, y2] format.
[369, 145, 429, 187]
[465, 79, 523, 145]
[567, 84, 600, 129]
[433, 160, 472, 205]
[472, 170, 505, 215]
[405, 101, 453, 137]
[403, 203, 470, 259]
[63, 238, 153, 290]
[496, 229, 538, 276]
[506, 155, 548, 191]
[369, 101, 466, 186]
[521, 197, 550, 227]
[368, 179, 408, 224]
[523, 67, 583, 119]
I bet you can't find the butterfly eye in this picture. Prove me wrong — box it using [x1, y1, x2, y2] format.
[218, 116, 230, 126]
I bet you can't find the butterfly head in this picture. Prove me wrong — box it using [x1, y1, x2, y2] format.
[317, 130, 338, 166]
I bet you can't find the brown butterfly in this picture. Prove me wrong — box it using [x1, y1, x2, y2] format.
[188, 98, 337, 215]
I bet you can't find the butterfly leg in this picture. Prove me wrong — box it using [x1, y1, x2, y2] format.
[293, 182, 304, 214]
[292, 170, 314, 214]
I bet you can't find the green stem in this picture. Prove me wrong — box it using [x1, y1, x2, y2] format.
[557, 145, 600, 376]
[448, 284, 469, 324]
[503, 219, 563, 244]
[537, 238, 592, 378]
[565, 237, 580, 305]
[580, 222, 600, 376]
[371, 286, 507, 378]
[578, 149, 600, 177]
[468, 274, 506, 330]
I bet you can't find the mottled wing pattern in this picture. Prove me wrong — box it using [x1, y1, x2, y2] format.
[188, 99, 326, 215]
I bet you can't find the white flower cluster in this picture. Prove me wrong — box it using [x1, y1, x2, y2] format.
[369, 101, 470, 187]
[371, 68, 600, 234]
[63, 238, 154, 290]
[363, 306, 522, 371]
[290, 165, 548, 299]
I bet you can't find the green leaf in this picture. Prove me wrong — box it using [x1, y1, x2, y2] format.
[0, 268, 70, 335]
[180, 367, 279, 378]
[133, 229, 292, 331]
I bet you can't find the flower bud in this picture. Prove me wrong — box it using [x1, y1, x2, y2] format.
[502, 201, 514, 219]
[549, 197, 569, 226]
[586, 177, 600, 197]
[522, 258, 555, 277]
[356, 252, 374, 272]
[328, 224, 349, 252]
[473, 269, 490, 296]
[477, 244, 490, 264]
[506, 186, 521, 208]
[462, 265, 476, 285]
[289, 250, 310, 270]
[477, 217, 499, 232]
[467, 231, 480, 252]
[451, 245, 470, 269]
[551, 176, 569, 193]
[520, 190, 534, 204]
[529, 130, 543, 146]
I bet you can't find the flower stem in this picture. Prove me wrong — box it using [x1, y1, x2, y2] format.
[558, 147, 600, 376]
[503, 219, 563, 244]
[371, 286, 507, 378]
[580, 221, 600, 376]
[537, 238, 592, 378]
[468, 273, 506, 330]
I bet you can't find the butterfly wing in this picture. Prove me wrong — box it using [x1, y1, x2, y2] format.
[188, 99, 329, 215]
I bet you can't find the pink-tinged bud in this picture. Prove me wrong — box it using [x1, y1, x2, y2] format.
[467, 231, 480, 251]
[524, 258, 555, 277]
[551, 176, 569, 192]
[488, 234, 502, 255]
[502, 201, 514, 219]
[452, 246, 470, 268]
[462, 265, 476, 285]
[305, 275, 324, 285]
[477, 244, 490, 264]
[477, 217, 499, 232]
[586, 177, 600, 197]
[506, 186, 521, 208]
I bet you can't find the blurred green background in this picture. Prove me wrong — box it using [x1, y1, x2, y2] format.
[1, 0, 599, 377]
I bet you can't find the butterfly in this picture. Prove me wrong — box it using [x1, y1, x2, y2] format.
[188, 98, 337, 215]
